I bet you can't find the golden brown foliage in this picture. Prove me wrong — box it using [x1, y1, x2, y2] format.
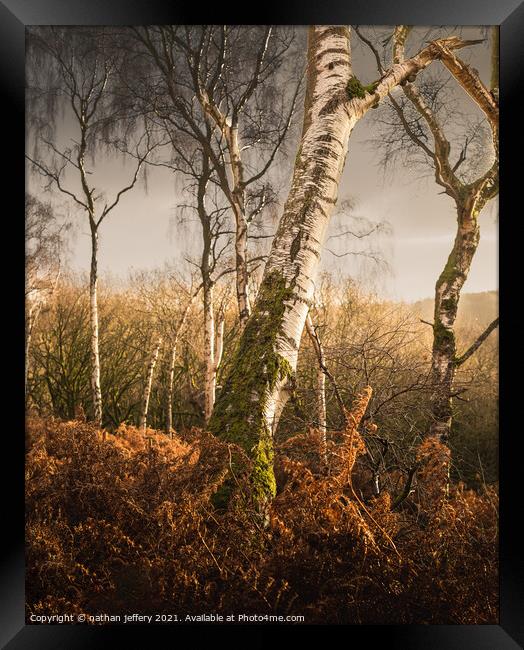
[26, 406, 498, 624]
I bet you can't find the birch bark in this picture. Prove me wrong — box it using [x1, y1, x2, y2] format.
[204, 283, 216, 423]
[203, 286, 225, 423]
[25, 305, 36, 398]
[209, 26, 464, 513]
[429, 202, 480, 441]
[165, 341, 178, 435]
[139, 337, 162, 432]
[165, 297, 194, 435]
[89, 224, 103, 428]
[390, 27, 499, 442]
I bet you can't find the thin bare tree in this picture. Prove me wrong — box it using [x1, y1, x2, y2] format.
[26, 27, 154, 427]
[305, 313, 327, 436]
[139, 336, 163, 432]
[128, 26, 302, 326]
[25, 194, 67, 396]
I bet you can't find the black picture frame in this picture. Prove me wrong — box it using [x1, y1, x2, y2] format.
[2, 0, 522, 647]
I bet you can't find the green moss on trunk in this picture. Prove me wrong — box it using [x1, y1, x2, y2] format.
[433, 320, 455, 347]
[346, 76, 379, 100]
[209, 270, 295, 513]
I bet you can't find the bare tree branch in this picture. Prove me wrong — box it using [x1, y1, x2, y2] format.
[455, 317, 499, 367]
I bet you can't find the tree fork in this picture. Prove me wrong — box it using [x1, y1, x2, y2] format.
[209, 25, 480, 517]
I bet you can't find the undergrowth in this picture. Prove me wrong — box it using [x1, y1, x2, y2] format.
[25, 391, 498, 624]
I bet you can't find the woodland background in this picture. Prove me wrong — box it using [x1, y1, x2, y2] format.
[25, 25, 498, 624]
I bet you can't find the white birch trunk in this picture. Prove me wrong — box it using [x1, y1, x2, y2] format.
[229, 125, 251, 326]
[25, 304, 36, 398]
[140, 336, 162, 432]
[204, 283, 216, 423]
[215, 314, 225, 374]
[429, 198, 484, 442]
[166, 341, 178, 435]
[210, 26, 471, 513]
[166, 294, 197, 434]
[391, 29, 499, 443]
[203, 293, 225, 423]
[89, 226, 103, 428]
[197, 96, 252, 326]
[233, 206, 251, 327]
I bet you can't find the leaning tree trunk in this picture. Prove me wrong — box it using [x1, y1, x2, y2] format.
[140, 336, 162, 432]
[209, 26, 471, 516]
[429, 198, 481, 442]
[209, 26, 356, 515]
[89, 224, 103, 428]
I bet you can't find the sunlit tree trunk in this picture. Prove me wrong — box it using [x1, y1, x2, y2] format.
[165, 342, 178, 435]
[139, 336, 162, 432]
[204, 283, 216, 423]
[89, 223, 103, 428]
[228, 125, 251, 326]
[204, 286, 225, 424]
[389, 27, 499, 443]
[25, 305, 36, 398]
[210, 27, 476, 515]
[429, 200, 480, 441]
[210, 27, 354, 514]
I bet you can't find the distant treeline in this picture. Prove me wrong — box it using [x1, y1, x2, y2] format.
[26, 273, 498, 487]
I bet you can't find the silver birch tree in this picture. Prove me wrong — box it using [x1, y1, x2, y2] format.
[139, 337, 162, 432]
[26, 28, 153, 427]
[208, 26, 480, 516]
[129, 26, 301, 326]
[364, 26, 500, 442]
[25, 194, 66, 397]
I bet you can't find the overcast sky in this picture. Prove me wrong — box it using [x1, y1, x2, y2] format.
[26, 26, 498, 303]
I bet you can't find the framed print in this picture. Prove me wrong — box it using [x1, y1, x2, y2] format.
[2, 0, 523, 647]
